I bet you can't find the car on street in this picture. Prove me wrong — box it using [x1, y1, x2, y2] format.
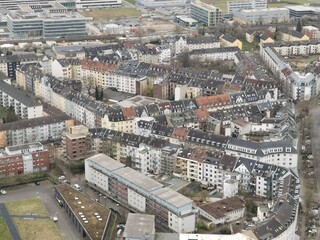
[58, 176, 66, 180]
[0, 189, 6, 195]
[35, 181, 40, 185]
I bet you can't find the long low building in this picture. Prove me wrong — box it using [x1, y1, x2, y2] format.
[85, 154, 196, 233]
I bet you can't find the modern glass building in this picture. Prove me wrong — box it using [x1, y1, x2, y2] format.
[191, 0, 221, 27]
[7, 11, 91, 38]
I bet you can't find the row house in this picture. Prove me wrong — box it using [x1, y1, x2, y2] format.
[189, 47, 240, 62]
[267, 40, 320, 56]
[174, 36, 221, 55]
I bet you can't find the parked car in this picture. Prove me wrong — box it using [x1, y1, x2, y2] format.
[35, 181, 40, 185]
[58, 176, 66, 180]
[0, 190, 6, 195]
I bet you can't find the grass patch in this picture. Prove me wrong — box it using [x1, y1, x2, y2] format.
[81, 8, 141, 20]
[201, 0, 320, 12]
[13, 218, 62, 240]
[0, 218, 13, 240]
[126, 0, 136, 5]
[242, 41, 259, 52]
[6, 198, 49, 216]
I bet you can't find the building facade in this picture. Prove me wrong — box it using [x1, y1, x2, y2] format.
[0, 142, 49, 177]
[191, 0, 221, 27]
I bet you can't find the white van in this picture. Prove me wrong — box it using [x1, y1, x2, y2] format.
[74, 184, 82, 191]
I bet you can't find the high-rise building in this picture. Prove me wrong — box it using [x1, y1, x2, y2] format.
[191, 0, 221, 27]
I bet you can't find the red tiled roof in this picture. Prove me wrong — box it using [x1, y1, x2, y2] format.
[80, 60, 116, 73]
[122, 107, 136, 120]
[172, 127, 188, 140]
[195, 94, 230, 108]
[194, 108, 209, 123]
[190, 148, 208, 163]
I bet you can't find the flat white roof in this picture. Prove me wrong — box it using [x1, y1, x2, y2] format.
[123, 214, 155, 238]
[153, 187, 192, 208]
[87, 154, 125, 172]
[114, 167, 163, 192]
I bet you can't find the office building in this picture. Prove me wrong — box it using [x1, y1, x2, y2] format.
[286, 5, 320, 18]
[233, 8, 289, 25]
[0, 142, 49, 177]
[191, 0, 221, 27]
[7, 11, 90, 38]
[227, 0, 267, 13]
[85, 154, 196, 233]
[74, 0, 122, 9]
[136, 0, 186, 7]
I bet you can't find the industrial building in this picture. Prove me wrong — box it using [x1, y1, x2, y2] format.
[85, 154, 196, 233]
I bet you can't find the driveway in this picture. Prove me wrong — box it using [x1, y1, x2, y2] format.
[0, 181, 82, 240]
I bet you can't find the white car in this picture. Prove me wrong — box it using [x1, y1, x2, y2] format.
[58, 176, 66, 180]
[0, 190, 6, 195]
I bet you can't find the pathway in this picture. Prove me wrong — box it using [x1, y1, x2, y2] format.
[0, 203, 21, 240]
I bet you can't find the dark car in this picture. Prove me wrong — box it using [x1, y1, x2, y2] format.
[35, 181, 40, 185]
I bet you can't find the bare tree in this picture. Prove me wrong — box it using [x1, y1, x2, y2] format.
[176, 49, 191, 68]
[82, 76, 95, 95]
[135, 27, 145, 40]
[99, 139, 117, 159]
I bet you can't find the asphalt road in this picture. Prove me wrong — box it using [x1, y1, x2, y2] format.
[0, 181, 82, 240]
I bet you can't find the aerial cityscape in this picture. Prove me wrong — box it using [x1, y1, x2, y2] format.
[0, 0, 319, 239]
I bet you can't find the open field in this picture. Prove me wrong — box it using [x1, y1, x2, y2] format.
[0, 218, 12, 240]
[201, 0, 320, 12]
[81, 8, 141, 20]
[6, 198, 49, 216]
[13, 218, 62, 240]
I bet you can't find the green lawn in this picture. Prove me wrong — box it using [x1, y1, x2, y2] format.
[81, 8, 141, 20]
[0, 218, 12, 240]
[14, 218, 62, 240]
[6, 198, 49, 217]
[126, 0, 136, 5]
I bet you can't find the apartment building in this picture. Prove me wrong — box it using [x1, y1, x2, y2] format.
[191, 0, 221, 27]
[233, 8, 290, 25]
[0, 114, 74, 147]
[0, 80, 43, 119]
[260, 45, 318, 100]
[51, 59, 72, 79]
[0, 142, 49, 177]
[61, 125, 91, 161]
[219, 34, 243, 50]
[0, 53, 39, 80]
[85, 154, 195, 233]
[225, 138, 298, 168]
[227, 0, 267, 13]
[302, 26, 320, 39]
